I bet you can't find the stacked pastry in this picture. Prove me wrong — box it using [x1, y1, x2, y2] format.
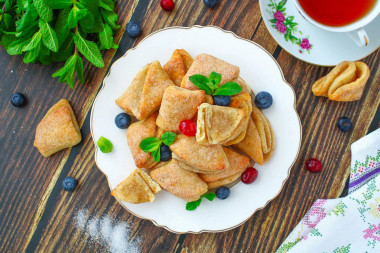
[111, 50, 275, 203]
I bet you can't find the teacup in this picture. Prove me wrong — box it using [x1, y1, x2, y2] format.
[293, 0, 380, 47]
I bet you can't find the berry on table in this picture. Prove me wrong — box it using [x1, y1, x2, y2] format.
[216, 186, 230, 200]
[160, 0, 175, 11]
[115, 113, 131, 129]
[241, 167, 258, 184]
[126, 22, 141, 38]
[160, 144, 172, 162]
[255, 91, 273, 109]
[204, 0, 219, 8]
[11, 93, 27, 107]
[337, 117, 352, 132]
[179, 120, 197, 136]
[213, 95, 231, 106]
[62, 177, 78, 191]
[305, 158, 322, 173]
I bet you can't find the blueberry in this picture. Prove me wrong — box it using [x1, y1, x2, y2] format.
[213, 95, 231, 106]
[62, 177, 78, 192]
[254, 91, 273, 109]
[126, 22, 141, 38]
[115, 113, 131, 129]
[160, 144, 172, 162]
[216, 186, 230, 200]
[337, 117, 352, 132]
[11, 93, 27, 107]
[204, 0, 219, 8]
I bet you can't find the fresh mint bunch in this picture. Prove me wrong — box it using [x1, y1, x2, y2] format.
[186, 192, 216, 211]
[189, 71, 242, 96]
[0, 0, 120, 88]
[140, 132, 177, 162]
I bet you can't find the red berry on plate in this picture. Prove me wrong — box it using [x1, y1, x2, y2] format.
[160, 0, 175, 11]
[179, 120, 197, 136]
[305, 158, 322, 173]
[241, 167, 258, 184]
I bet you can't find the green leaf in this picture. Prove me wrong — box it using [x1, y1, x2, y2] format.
[278, 0, 286, 8]
[289, 35, 298, 43]
[53, 33, 74, 62]
[99, 0, 114, 11]
[284, 33, 290, 41]
[186, 198, 202, 211]
[23, 43, 41, 63]
[269, 18, 277, 23]
[1, 34, 17, 48]
[278, 7, 285, 12]
[161, 132, 177, 146]
[203, 193, 216, 201]
[6, 39, 29, 55]
[288, 16, 294, 21]
[209, 71, 221, 87]
[45, 0, 74, 9]
[22, 30, 42, 51]
[1, 13, 13, 30]
[52, 54, 77, 76]
[73, 32, 104, 67]
[99, 23, 114, 50]
[68, 4, 88, 28]
[213, 82, 242, 96]
[17, 0, 30, 10]
[16, 4, 38, 32]
[97, 136, 113, 153]
[39, 19, 59, 52]
[100, 9, 120, 30]
[75, 55, 84, 84]
[139, 137, 162, 153]
[151, 148, 161, 162]
[189, 74, 213, 95]
[37, 43, 52, 64]
[55, 8, 71, 45]
[34, 0, 53, 22]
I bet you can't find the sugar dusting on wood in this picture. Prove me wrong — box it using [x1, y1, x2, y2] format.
[73, 209, 140, 253]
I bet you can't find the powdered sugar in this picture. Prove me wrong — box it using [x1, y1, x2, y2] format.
[73, 209, 140, 253]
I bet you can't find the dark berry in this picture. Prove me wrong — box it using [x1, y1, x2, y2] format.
[160, 0, 175, 11]
[62, 177, 78, 191]
[11, 93, 27, 107]
[305, 158, 322, 173]
[160, 144, 172, 162]
[179, 120, 197, 136]
[241, 167, 258, 184]
[254, 91, 273, 109]
[216, 186, 230, 200]
[337, 117, 352, 132]
[213, 95, 231, 106]
[204, 0, 219, 8]
[115, 113, 131, 129]
[126, 22, 141, 38]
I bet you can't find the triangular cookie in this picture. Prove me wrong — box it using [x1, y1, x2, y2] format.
[163, 49, 193, 86]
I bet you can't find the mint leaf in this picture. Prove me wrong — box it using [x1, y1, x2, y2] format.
[73, 32, 104, 68]
[97, 136, 113, 153]
[99, 23, 114, 50]
[151, 147, 161, 162]
[186, 198, 202, 211]
[209, 71, 221, 87]
[55, 9, 71, 45]
[140, 137, 162, 153]
[52, 54, 77, 77]
[189, 74, 213, 95]
[68, 3, 88, 28]
[16, 4, 38, 32]
[7, 39, 29, 55]
[22, 30, 42, 51]
[53, 34, 74, 62]
[213, 82, 242, 96]
[75, 55, 84, 84]
[100, 9, 120, 30]
[39, 19, 59, 52]
[45, 0, 74, 9]
[23, 43, 40, 63]
[161, 132, 177, 146]
[34, 0, 53, 22]
[203, 192, 216, 201]
[99, 0, 114, 11]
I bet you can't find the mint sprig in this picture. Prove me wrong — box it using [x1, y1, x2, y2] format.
[140, 132, 177, 162]
[97, 136, 113, 153]
[189, 71, 242, 96]
[186, 192, 217, 211]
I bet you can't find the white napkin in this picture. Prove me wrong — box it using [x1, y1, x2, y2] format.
[277, 128, 380, 253]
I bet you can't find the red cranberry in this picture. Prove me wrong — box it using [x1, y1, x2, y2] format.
[305, 158, 322, 173]
[160, 0, 175, 11]
[179, 120, 197, 136]
[241, 167, 258, 184]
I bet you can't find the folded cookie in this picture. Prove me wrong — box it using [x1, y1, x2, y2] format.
[163, 49, 193, 86]
[34, 99, 82, 157]
[234, 77, 252, 94]
[150, 159, 208, 202]
[170, 134, 229, 173]
[312, 61, 370, 102]
[127, 112, 158, 169]
[156, 86, 205, 132]
[200, 147, 250, 189]
[116, 61, 174, 120]
[181, 54, 240, 90]
[196, 103, 245, 146]
[111, 168, 161, 204]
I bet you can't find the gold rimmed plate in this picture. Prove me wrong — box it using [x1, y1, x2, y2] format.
[90, 26, 302, 233]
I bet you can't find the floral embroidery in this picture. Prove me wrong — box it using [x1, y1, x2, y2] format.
[333, 244, 351, 253]
[276, 238, 301, 253]
[330, 202, 348, 217]
[368, 197, 380, 218]
[363, 224, 380, 242]
[302, 206, 326, 228]
[267, 0, 313, 53]
[310, 228, 322, 237]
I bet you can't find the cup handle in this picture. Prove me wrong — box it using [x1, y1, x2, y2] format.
[346, 28, 369, 47]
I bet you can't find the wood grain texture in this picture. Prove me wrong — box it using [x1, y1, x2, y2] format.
[0, 0, 379, 253]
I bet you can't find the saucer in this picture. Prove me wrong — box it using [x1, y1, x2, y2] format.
[259, 0, 380, 66]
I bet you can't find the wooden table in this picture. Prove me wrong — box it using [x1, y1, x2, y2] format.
[0, 1, 379, 252]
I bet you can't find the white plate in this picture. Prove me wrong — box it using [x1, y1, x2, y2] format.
[91, 26, 302, 233]
[260, 0, 380, 66]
